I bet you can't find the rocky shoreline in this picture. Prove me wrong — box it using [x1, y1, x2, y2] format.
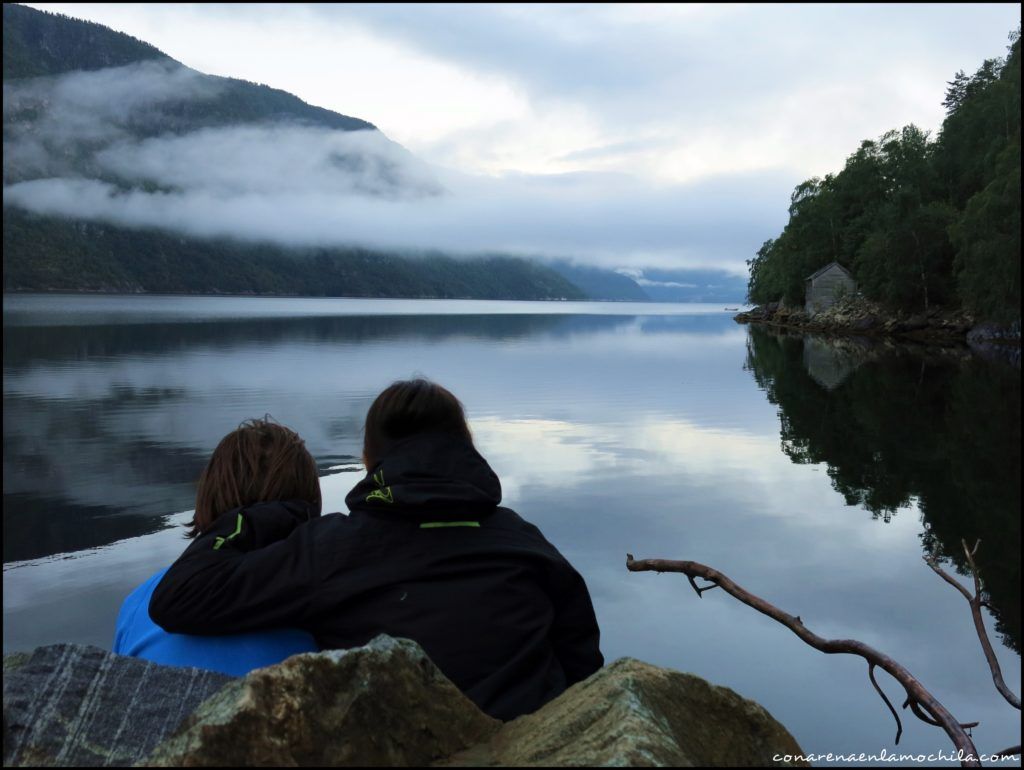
[3, 637, 808, 767]
[734, 296, 1021, 347]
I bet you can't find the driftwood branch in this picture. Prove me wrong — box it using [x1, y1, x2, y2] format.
[626, 554, 982, 767]
[869, 663, 903, 744]
[902, 697, 978, 730]
[924, 539, 1021, 711]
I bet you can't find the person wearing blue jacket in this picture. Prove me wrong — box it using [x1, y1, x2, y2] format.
[113, 418, 321, 675]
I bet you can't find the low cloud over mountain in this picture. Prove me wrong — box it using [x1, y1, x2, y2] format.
[4, 57, 777, 276]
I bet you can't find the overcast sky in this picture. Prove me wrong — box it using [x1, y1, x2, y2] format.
[19, 3, 1023, 274]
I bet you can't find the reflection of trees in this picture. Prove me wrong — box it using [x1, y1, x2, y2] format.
[2, 393, 209, 562]
[2, 492, 175, 564]
[745, 327, 1021, 652]
[3, 311, 738, 563]
[1, 314, 626, 562]
[1, 314, 633, 368]
[3, 312, 742, 369]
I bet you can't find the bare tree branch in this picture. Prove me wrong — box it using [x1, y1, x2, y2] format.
[687, 574, 719, 598]
[625, 553, 982, 767]
[869, 663, 903, 744]
[902, 697, 978, 730]
[924, 540, 1021, 711]
[993, 745, 1021, 760]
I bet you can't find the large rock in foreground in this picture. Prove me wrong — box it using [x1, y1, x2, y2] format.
[442, 657, 806, 767]
[3, 644, 232, 767]
[4, 639, 806, 767]
[145, 635, 499, 766]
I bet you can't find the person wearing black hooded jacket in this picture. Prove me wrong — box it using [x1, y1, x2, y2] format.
[149, 379, 604, 721]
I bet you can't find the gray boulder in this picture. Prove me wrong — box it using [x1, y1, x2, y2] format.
[851, 315, 878, 332]
[896, 315, 930, 333]
[3, 644, 232, 767]
[967, 321, 1021, 343]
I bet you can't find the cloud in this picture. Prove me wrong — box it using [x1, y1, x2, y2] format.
[95, 125, 441, 199]
[24, 3, 1020, 184]
[12, 3, 1018, 276]
[293, 3, 1020, 179]
[636, 280, 698, 289]
[3, 60, 222, 179]
[3, 165, 788, 272]
[3, 62, 792, 272]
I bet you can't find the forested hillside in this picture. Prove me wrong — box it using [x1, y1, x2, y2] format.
[3, 2, 164, 78]
[747, 30, 1020, 321]
[2, 3, 374, 136]
[2, 4, 596, 301]
[3, 209, 586, 300]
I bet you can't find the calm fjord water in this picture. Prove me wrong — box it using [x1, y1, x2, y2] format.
[3, 294, 1020, 765]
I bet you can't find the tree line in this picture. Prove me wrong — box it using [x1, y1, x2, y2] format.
[747, 30, 1020, 321]
[1, 208, 586, 301]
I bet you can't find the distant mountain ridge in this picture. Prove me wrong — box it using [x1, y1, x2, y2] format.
[628, 268, 748, 303]
[548, 261, 650, 301]
[2, 4, 607, 300]
[2, 4, 375, 134]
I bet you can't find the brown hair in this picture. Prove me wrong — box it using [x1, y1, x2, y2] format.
[363, 379, 473, 469]
[187, 417, 321, 538]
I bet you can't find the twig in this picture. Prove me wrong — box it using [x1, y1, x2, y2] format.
[626, 554, 982, 767]
[902, 697, 978, 730]
[869, 663, 902, 744]
[924, 539, 1021, 711]
[687, 574, 719, 598]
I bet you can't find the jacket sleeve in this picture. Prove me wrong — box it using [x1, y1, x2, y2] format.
[546, 556, 605, 685]
[149, 507, 321, 635]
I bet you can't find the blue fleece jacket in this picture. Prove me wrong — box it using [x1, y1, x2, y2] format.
[114, 567, 317, 676]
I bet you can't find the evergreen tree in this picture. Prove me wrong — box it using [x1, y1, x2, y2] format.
[748, 29, 1021, 321]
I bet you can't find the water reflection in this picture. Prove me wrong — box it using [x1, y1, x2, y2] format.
[801, 336, 865, 390]
[3, 306, 741, 562]
[4, 296, 1020, 763]
[2, 313, 634, 367]
[745, 327, 1021, 652]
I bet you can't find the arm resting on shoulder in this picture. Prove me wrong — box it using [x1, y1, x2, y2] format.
[149, 506, 320, 635]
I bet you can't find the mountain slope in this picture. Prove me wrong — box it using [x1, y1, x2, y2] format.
[3, 3, 164, 78]
[632, 268, 748, 303]
[3, 208, 587, 300]
[549, 261, 649, 301]
[2, 4, 591, 301]
[2, 4, 375, 133]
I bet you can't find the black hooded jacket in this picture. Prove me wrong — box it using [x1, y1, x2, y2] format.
[149, 433, 603, 720]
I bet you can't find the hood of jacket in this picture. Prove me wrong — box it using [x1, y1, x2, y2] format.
[345, 432, 502, 522]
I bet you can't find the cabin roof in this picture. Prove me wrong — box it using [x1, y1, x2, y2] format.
[805, 261, 853, 282]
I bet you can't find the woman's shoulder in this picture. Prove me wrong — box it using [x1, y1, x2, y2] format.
[113, 567, 172, 653]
